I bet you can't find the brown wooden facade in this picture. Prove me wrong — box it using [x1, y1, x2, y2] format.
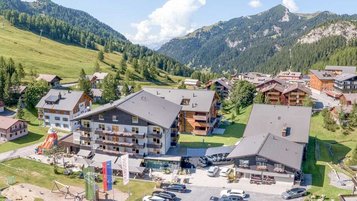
[309, 73, 335, 92]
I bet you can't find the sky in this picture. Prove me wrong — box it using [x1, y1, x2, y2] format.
[50, 0, 357, 48]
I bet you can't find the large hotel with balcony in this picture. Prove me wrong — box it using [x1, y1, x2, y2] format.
[73, 90, 182, 158]
[143, 88, 220, 136]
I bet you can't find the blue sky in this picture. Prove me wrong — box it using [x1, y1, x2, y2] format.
[52, 0, 357, 48]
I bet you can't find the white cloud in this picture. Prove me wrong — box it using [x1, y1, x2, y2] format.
[282, 0, 299, 12]
[249, 0, 262, 8]
[128, 0, 206, 48]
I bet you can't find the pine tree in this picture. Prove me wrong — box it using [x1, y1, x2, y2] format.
[254, 91, 265, 104]
[78, 69, 91, 95]
[101, 74, 118, 103]
[98, 50, 104, 62]
[17, 63, 25, 79]
[16, 98, 24, 119]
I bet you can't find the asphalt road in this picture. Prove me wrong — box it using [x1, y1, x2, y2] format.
[0, 143, 40, 162]
[176, 186, 305, 201]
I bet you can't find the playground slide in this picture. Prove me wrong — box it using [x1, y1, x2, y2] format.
[36, 128, 58, 154]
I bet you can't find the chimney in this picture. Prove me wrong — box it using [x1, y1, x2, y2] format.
[110, 100, 113, 105]
[58, 92, 62, 99]
[282, 126, 287, 137]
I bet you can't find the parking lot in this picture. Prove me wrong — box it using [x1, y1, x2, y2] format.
[176, 186, 305, 201]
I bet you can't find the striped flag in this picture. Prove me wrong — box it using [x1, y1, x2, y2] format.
[102, 160, 113, 191]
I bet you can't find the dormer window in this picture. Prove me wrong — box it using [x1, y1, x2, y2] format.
[132, 116, 138, 124]
[180, 98, 190, 105]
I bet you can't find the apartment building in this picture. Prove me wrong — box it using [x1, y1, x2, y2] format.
[259, 81, 310, 106]
[334, 74, 357, 93]
[73, 90, 182, 158]
[205, 77, 232, 98]
[0, 116, 28, 142]
[309, 70, 336, 92]
[36, 89, 92, 131]
[144, 88, 220, 135]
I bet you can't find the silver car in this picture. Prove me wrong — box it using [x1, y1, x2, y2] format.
[207, 166, 219, 177]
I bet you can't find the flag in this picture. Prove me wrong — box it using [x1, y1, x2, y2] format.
[102, 160, 113, 192]
[121, 154, 129, 185]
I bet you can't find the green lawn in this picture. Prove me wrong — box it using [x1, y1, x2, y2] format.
[178, 106, 252, 148]
[0, 108, 47, 153]
[0, 158, 155, 201]
[303, 113, 357, 199]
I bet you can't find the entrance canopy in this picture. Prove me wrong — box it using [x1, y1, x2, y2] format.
[113, 158, 145, 174]
[77, 149, 92, 158]
[91, 154, 119, 168]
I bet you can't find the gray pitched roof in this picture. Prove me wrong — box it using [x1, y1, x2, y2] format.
[227, 133, 304, 170]
[91, 88, 103, 97]
[36, 89, 86, 111]
[208, 78, 232, 90]
[335, 73, 357, 82]
[325, 66, 356, 74]
[74, 90, 182, 129]
[36, 74, 62, 83]
[243, 104, 312, 144]
[143, 88, 216, 113]
[309, 70, 336, 80]
[282, 83, 311, 95]
[92, 72, 109, 80]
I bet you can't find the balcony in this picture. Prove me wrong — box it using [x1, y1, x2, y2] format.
[80, 136, 91, 141]
[79, 126, 91, 132]
[193, 114, 208, 121]
[147, 143, 162, 149]
[147, 132, 162, 138]
[95, 129, 145, 139]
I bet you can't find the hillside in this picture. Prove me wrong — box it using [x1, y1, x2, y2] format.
[0, 16, 184, 85]
[159, 5, 357, 73]
[0, 0, 127, 41]
[0, 0, 193, 78]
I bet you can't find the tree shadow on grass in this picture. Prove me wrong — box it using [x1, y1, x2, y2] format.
[179, 141, 224, 148]
[11, 131, 43, 145]
[303, 137, 326, 187]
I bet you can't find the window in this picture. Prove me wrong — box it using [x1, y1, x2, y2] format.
[98, 124, 105, 130]
[55, 123, 61, 127]
[45, 122, 50, 126]
[132, 116, 139, 123]
[239, 160, 249, 168]
[153, 127, 161, 134]
[99, 114, 104, 121]
[132, 127, 139, 133]
[63, 124, 69, 128]
[63, 118, 69, 121]
[83, 121, 90, 128]
[112, 115, 118, 122]
[55, 116, 60, 121]
[44, 116, 50, 119]
[256, 157, 267, 162]
[256, 162, 267, 167]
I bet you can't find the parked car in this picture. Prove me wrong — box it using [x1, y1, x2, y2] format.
[162, 183, 187, 193]
[152, 190, 176, 200]
[220, 189, 247, 198]
[142, 195, 168, 201]
[207, 166, 219, 177]
[281, 188, 307, 199]
[219, 195, 244, 201]
[220, 167, 233, 177]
